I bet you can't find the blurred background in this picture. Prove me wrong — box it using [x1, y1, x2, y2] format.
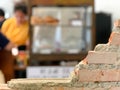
[0, 0, 118, 83]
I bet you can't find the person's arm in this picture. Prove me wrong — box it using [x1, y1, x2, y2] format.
[0, 33, 15, 51]
[4, 42, 15, 51]
[0, 33, 9, 48]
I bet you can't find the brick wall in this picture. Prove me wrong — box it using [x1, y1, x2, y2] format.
[6, 27, 120, 90]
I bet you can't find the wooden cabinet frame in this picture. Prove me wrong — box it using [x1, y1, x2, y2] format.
[28, 0, 95, 62]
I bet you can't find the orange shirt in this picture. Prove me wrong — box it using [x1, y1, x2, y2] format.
[1, 18, 29, 46]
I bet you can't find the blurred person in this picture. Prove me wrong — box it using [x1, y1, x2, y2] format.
[0, 4, 28, 83]
[0, 9, 15, 51]
[1, 3, 29, 47]
[0, 9, 6, 28]
[0, 32, 15, 51]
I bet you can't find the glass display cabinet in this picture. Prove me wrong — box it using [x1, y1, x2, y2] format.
[29, 0, 95, 62]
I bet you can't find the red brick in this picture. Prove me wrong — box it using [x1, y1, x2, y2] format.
[62, 87, 104, 90]
[42, 87, 104, 90]
[109, 32, 120, 45]
[86, 51, 117, 64]
[110, 87, 120, 90]
[78, 69, 120, 82]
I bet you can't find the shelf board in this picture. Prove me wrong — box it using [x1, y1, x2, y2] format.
[31, 25, 92, 30]
[30, 0, 94, 6]
[30, 52, 87, 61]
[31, 24, 85, 27]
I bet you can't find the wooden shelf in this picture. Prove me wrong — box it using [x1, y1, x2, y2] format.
[30, 52, 87, 61]
[28, 0, 95, 64]
[30, 0, 94, 6]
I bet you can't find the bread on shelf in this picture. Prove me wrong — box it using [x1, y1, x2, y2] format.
[31, 16, 44, 25]
[31, 16, 59, 25]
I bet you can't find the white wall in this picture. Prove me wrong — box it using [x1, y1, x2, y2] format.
[95, 0, 120, 22]
[0, 0, 120, 22]
[0, 0, 14, 18]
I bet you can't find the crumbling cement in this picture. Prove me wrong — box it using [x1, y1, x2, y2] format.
[8, 27, 120, 90]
